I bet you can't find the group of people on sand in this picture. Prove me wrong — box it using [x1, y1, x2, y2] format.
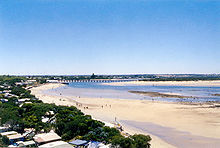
[74, 95, 112, 110]
[75, 102, 89, 109]
[101, 104, 111, 108]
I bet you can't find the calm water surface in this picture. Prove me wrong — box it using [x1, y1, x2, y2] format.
[45, 82, 220, 102]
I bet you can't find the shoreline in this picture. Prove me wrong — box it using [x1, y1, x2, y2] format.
[31, 83, 220, 148]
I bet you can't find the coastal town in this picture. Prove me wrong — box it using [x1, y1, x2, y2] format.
[0, 76, 151, 148]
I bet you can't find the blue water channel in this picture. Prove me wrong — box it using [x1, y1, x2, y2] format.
[45, 82, 220, 102]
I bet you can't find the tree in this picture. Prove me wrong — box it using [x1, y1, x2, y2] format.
[131, 134, 151, 148]
[111, 136, 134, 148]
[11, 86, 26, 96]
[91, 73, 96, 79]
[2, 136, 10, 145]
[111, 134, 151, 148]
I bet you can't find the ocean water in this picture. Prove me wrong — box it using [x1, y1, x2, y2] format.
[45, 82, 220, 102]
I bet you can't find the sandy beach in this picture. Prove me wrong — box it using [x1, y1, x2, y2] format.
[102, 80, 220, 87]
[31, 83, 220, 148]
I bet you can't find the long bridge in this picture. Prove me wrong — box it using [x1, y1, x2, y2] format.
[49, 79, 139, 83]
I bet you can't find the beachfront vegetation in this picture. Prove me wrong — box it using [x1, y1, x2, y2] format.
[111, 134, 151, 148]
[0, 76, 26, 86]
[0, 76, 152, 147]
[0, 136, 10, 146]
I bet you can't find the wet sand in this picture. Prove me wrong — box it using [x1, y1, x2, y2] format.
[31, 83, 220, 148]
[129, 91, 195, 99]
[123, 120, 220, 148]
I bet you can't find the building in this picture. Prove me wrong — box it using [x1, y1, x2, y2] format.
[0, 131, 18, 137]
[7, 134, 24, 144]
[46, 80, 59, 83]
[69, 139, 88, 148]
[34, 132, 61, 145]
[87, 141, 110, 148]
[8, 140, 36, 147]
[39, 140, 72, 148]
[18, 98, 30, 103]
[0, 126, 9, 133]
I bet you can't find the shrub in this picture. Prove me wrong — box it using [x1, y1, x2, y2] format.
[2, 136, 10, 145]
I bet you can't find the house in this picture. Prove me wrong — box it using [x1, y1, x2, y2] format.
[42, 117, 50, 123]
[8, 140, 36, 147]
[45, 111, 55, 116]
[17, 140, 36, 147]
[46, 80, 59, 83]
[87, 141, 110, 148]
[23, 128, 35, 139]
[7, 134, 24, 144]
[34, 132, 61, 145]
[27, 80, 37, 84]
[4, 93, 18, 98]
[18, 98, 30, 103]
[39, 140, 72, 148]
[0, 126, 9, 133]
[0, 99, 8, 103]
[19, 101, 33, 107]
[26, 86, 33, 89]
[15, 82, 27, 86]
[0, 131, 18, 137]
[2, 90, 11, 93]
[69, 139, 88, 148]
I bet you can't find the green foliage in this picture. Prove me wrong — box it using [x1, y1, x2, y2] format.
[21, 103, 58, 131]
[111, 136, 134, 148]
[90, 73, 96, 79]
[11, 86, 26, 96]
[111, 134, 151, 148]
[0, 103, 22, 128]
[83, 126, 121, 143]
[131, 134, 151, 148]
[36, 78, 47, 84]
[7, 97, 18, 105]
[56, 112, 105, 141]
[2, 136, 10, 145]
[0, 76, 26, 86]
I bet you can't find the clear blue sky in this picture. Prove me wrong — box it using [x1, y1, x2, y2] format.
[0, 0, 219, 75]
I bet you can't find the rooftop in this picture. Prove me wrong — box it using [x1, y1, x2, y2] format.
[8, 134, 23, 140]
[69, 139, 88, 146]
[0, 131, 17, 136]
[34, 132, 61, 144]
[17, 140, 36, 146]
[18, 98, 30, 102]
[39, 140, 72, 148]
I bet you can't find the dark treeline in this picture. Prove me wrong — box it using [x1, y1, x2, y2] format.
[3, 74, 220, 81]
